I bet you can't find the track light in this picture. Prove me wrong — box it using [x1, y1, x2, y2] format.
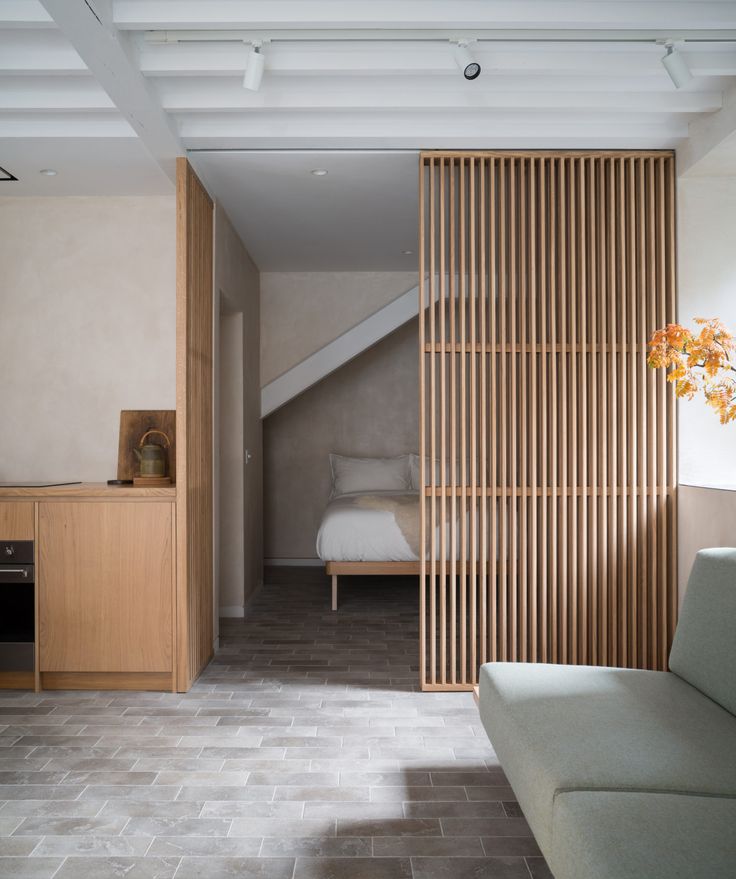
[243, 41, 265, 91]
[661, 42, 692, 89]
[453, 41, 481, 80]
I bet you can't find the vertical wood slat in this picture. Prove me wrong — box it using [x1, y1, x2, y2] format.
[419, 151, 677, 691]
[175, 158, 215, 692]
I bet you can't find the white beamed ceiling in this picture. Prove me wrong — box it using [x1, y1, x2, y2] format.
[2, 1, 736, 199]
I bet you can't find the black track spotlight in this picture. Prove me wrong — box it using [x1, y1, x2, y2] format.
[453, 41, 481, 80]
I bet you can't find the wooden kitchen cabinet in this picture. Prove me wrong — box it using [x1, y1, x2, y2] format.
[38, 500, 175, 689]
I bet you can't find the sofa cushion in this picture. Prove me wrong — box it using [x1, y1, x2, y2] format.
[549, 790, 736, 879]
[478, 662, 736, 851]
[669, 547, 736, 716]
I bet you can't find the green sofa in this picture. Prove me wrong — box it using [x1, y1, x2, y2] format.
[478, 547, 736, 879]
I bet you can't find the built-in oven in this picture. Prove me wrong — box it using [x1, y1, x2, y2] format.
[0, 541, 34, 671]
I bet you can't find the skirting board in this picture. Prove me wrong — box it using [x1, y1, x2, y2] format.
[265, 558, 323, 567]
[218, 580, 264, 620]
[219, 605, 245, 618]
[40, 672, 173, 691]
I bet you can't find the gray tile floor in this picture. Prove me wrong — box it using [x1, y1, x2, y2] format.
[0, 569, 552, 879]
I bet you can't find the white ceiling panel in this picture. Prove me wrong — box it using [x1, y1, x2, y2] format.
[191, 150, 419, 271]
[0, 137, 173, 194]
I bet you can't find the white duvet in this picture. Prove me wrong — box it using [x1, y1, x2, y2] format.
[316, 490, 493, 563]
[316, 491, 420, 562]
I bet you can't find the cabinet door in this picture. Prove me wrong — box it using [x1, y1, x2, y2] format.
[39, 502, 173, 672]
[0, 502, 34, 540]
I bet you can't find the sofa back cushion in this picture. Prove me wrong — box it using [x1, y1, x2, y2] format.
[669, 547, 736, 715]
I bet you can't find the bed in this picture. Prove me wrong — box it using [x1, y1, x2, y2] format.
[317, 454, 421, 609]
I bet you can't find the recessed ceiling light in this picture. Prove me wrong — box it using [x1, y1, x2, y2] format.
[39, 169, 57, 176]
[310, 169, 328, 177]
[402, 250, 414, 255]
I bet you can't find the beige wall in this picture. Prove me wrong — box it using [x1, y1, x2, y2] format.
[678, 485, 736, 600]
[214, 204, 262, 615]
[677, 176, 736, 488]
[217, 311, 245, 618]
[260, 271, 416, 385]
[264, 320, 417, 560]
[0, 196, 175, 482]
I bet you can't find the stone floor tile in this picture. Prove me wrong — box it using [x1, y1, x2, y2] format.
[0, 837, 40, 855]
[122, 817, 231, 837]
[147, 837, 262, 857]
[53, 857, 180, 878]
[174, 857, 294, 878]
[0, 858, 64, 878]
[482, 837, 543, 857]
[526, 857, 555, 878]
[259, 837, 372, 857]
[293, 857, 412, 879]
[32, 836, 152, 856]
[441, 817, 534, 837]
[410, 856, 534, 878]
[373, 836, 485, 856]
[230, 818, 336, 837]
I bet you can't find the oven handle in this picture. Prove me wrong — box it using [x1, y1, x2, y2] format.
[0, 569, 30, 577]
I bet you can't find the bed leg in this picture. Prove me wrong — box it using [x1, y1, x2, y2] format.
[331, 574, 338, 611]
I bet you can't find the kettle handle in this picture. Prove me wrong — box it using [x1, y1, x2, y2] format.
[139, 429, 171, 448]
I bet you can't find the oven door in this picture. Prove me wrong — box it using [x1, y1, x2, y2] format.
[0, 542, 35, 672]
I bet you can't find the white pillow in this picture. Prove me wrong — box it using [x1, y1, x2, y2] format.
[410, 453, 422, 490]
[330, 454, 411, 498]
[410, 454, 462, 489]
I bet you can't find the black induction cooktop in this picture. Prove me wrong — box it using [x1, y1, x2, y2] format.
[0, 481, 82, 487]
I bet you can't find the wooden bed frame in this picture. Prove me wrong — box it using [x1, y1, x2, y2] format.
[325, 561, 419, 611]
[325, 561, 493, 610]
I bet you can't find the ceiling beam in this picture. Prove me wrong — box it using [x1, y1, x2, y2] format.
[0, 77, 114, 110]
[0, 0, 53, 27]
[113, 1, 736, 32]
[179, 112, 688, 150]
[153, 79, 722, 115]
[0, 31, 88, 73]
[39, 0, 182, 180]
[678, 80, 736, 175]
[137, 41, 736, 77]
[0, 112, 135, 137]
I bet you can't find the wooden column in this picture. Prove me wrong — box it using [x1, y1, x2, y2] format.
[176, 158, 214, 692]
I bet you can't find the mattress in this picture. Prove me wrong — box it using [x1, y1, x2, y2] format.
[316, 491, 420, 562]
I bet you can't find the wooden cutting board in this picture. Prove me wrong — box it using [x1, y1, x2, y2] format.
[117, 410, 176, 483]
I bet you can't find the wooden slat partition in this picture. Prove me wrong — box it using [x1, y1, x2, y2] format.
[176, 158, 215, 692]
[419, 151, 677, 691]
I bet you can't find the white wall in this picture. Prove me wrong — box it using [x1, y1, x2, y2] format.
[677, 176, 736, 489]
[0, 196, 175, 482]
[218, 311, 245, 615]
[214, 203, 262, 617]
[260, 271, 417, 385]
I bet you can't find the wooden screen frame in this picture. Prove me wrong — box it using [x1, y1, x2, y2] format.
[176, 158, 215, 692]
[419, 150, 678, 691]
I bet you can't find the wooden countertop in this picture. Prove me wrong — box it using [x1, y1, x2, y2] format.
[0, 483, 176, 499]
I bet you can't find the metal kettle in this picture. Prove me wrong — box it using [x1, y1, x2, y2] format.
[133, 429, 170, 477]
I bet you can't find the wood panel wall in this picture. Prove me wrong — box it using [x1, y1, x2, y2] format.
[176, 158, 214, 691]
[419, 151, 677, 691]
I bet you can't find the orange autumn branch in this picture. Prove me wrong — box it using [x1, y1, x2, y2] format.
[648, 318, 736, 424]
